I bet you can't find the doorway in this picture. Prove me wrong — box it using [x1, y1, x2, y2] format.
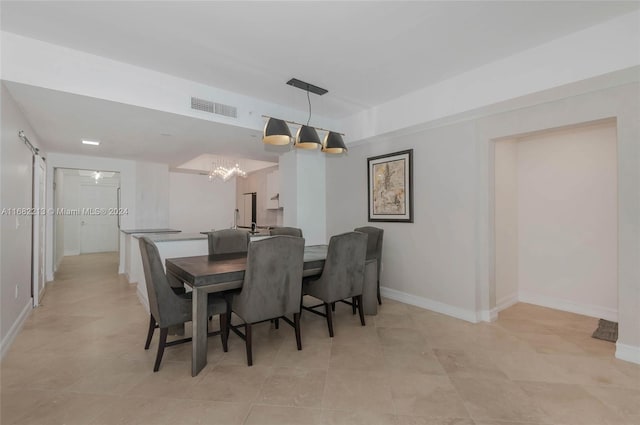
[53, 169, 121, 266]
[493, 120, 618, 321]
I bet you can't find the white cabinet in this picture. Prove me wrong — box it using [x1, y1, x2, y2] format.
[266, 170, 280, 209]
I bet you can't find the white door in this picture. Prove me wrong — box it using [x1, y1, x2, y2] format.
[32, 157, 46, 306]
[79, 184, 118, 253]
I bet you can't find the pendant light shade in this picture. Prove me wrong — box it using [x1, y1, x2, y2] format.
[295, 125, 321, 149]
[263, 118, 292, 145]
[322, 131, 348, 154]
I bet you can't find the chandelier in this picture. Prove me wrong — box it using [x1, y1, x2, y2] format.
[262, 78, 347, 154]
[208, 158, 247, 182]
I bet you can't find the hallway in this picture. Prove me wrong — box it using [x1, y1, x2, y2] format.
[1, 253, 639, 425]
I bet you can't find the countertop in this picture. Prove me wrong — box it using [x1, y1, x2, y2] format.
[120, 228, 181, 235]
[134, 232, 207, 242]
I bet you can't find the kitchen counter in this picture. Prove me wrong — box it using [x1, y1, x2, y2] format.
[135, 232, 207, 242]
[120, 228, 181, 234]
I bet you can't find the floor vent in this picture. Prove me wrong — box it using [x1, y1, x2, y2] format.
[191, 97, 237, 118]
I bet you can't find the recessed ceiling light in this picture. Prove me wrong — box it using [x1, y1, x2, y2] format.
[82, 140, 100, 146]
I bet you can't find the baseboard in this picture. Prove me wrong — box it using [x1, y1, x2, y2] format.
[63, 249, 80, 256]
[615, 342, 640, 365]
[380, 286, 479, 323]
[135, 283, 150, 314]
[518, 290, 618, 322]
[0, 301, 32, 360]
[496, 294, 519, 312]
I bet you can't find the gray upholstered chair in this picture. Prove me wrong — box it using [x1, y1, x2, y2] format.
[269, 227, 303, 237]
[227, 236, 305, 366]
[303, 232, 368, 337]
[208, 229, 249, 257]
[139, 237, 228, 372]
[354, 226, 384, 304]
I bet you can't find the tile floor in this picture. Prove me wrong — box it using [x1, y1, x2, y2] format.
[1, 253, 638, 425]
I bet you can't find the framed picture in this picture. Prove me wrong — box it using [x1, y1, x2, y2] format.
[367, 149, 413, 223]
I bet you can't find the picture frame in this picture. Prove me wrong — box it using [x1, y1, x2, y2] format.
[367, 149, 413, 223]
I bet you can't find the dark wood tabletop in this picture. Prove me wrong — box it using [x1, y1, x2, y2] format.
[165, 245, 328, 292]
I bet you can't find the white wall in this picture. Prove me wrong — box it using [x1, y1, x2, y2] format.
[494, 140, 519, 309]
[54, 168, 64, 270]
[326, 81, 640, 363]
[516, 122, 618, 319]
[169, 171, 236, 232]
[326, 122, 479, 321]
[280, 150, 327, 246]
[1, 83, 40, 357]
[135, 162, 169, 228]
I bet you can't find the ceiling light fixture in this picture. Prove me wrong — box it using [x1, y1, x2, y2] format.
[82, 140, 100, 146]
[262, 78, 347, 154]
[208, 158, 247, 182]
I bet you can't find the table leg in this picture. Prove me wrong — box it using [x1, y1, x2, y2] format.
[192, 287, 208, 376]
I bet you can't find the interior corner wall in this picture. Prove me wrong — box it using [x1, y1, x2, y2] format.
[516, 122, 618, 320]
[169, 171, 236, 232]
[1, 82, 40, 357]
[327, 81, 640, 348]
[326, 121, 479, 320]
[53, 168, 64, 270]
[494, 140, 519, 310]
[135, 162, 169, 228]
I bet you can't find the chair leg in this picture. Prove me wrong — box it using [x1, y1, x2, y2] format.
[352, 297, 357, 315]
[377, 280, 382, 305]
[357, 295, 366, 326]
[245, 323, 253, 366]
[219, 314, 228, 352]
[294, 312, 302, 350]
[274, 318, 279, 329]
[153, 327, 168, 372]
[325, 303, 334, 337]
[331, 302, 336, 312]
[144, 314, 155, 350]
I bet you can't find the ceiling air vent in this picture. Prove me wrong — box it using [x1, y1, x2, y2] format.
[191, 97, 237, 118]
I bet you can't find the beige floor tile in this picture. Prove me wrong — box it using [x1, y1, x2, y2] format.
[329, 342, 385, 371]
[583, 385, 640, 418]
[511, 332, 588, 355]
[321, 409, 398, 425]
[3, 253, 638, 425]
[273, 341, 331, 369]
[434, 348, 508, 380]
[184, 364, 271, 402]
[388, 373, 469, 418]
[518, 381, 633, 425]
[257, 367, 327, 407]
[244, 404, 324, 425]
[450, 377, 546, 423]
[382, 345, 447, 375]
[394, 417, 475, 425]
[10, 391, 118, 425]
[322, 369, 395, 414]
[377, 327, 428, 348]
[374, 312, 417, 329]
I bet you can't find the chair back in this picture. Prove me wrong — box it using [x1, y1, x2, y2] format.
[318, 232, 368, 302]
[269, 227, 303, 237]
[233, 236, 305, 324]
[208, 229, 249, 257]
[139, 237, 190, 328]
[354, 226, 383, 269]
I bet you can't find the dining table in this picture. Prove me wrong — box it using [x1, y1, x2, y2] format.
[165, 244, 329, 376]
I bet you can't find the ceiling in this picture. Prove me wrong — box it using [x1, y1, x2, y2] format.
[2, 1, 638, 166]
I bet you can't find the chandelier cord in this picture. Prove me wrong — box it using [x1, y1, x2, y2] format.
[306, 88, 311, 126]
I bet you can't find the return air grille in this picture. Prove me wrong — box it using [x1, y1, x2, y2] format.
[191, 97, 237, 118]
